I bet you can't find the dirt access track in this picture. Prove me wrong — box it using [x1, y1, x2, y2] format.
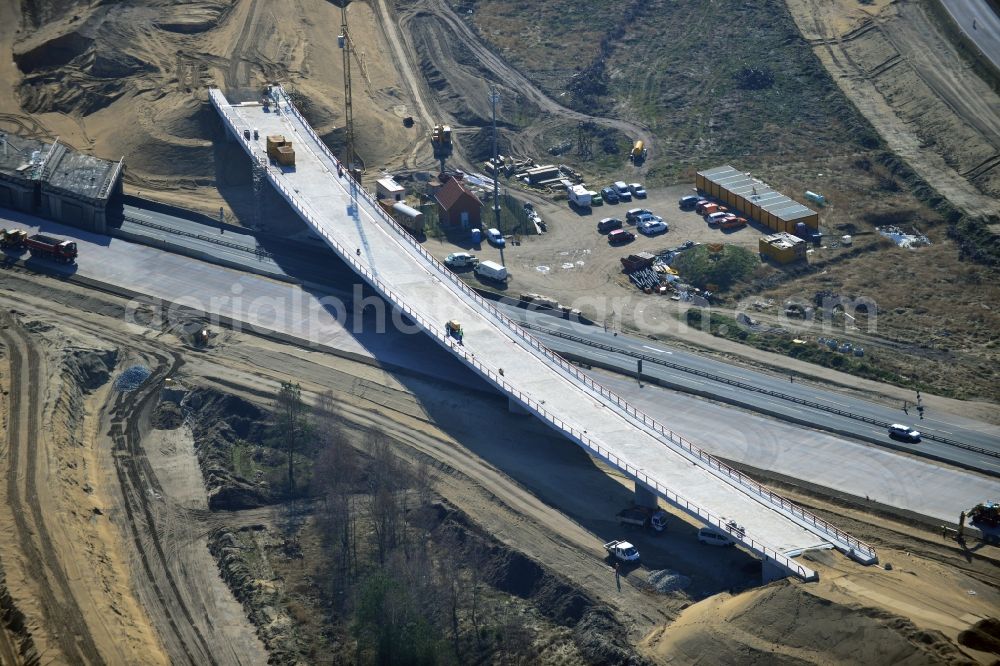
[380, 0, 653, 170]
[2, 263, 999, 663]
[784, 0, 1000, 220]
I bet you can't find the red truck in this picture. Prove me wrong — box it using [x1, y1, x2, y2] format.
[26, 234, 78, 263]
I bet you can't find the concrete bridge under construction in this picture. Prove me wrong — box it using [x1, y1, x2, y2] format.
[210, 85, 878, 581]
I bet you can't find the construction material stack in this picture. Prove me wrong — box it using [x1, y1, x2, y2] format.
[266, 134, 296, 167]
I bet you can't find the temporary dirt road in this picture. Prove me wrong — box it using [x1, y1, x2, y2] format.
[0, 274, 268, 664]
[376, 0, 654, 172]
[0, 313, 103, 664]
[784, 0, 1000, 219]
[1, 253, 998, 662]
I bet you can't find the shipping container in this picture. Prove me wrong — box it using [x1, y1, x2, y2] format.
[696, 165, 818, 232]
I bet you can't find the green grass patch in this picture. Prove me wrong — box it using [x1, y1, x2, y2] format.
[673, 244, 758, 291]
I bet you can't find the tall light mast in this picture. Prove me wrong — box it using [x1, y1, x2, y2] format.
[339, 2, 355, 174]
[490, 86, 504, 266]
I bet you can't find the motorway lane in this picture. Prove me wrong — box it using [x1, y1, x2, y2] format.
[528, 330, 1000, 476]
[0, 209, 477, 389]
[23, 204, 1000, 472]
[940, 0, 1000, 71]
[3, 208, 999, 519]
[593, 370, 1000, 524]
[502, 309, 1000, 458]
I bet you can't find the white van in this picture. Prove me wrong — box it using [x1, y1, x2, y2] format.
[486, 228, 506, 248]
[475, 260, 508, 282]
[697, 527, 734, 546]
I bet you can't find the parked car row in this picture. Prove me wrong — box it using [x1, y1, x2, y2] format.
[599, 181, 646, 205]
[597, 201, 669, 244]
[679, 194, 747, 230]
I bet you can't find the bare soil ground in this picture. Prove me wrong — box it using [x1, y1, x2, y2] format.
[1, 0, 1000, 661]
[783, 0, 1000, 220]
[0, 263, 997, 663]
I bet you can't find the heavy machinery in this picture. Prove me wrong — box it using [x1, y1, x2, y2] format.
[26, 234, 77, 263]
[431, 124, 453, 168]
[969, 501, 1000, 528]
[629, 140, 647, 163]
[445, 319, 463, 343]
[1, 228, 27, 249]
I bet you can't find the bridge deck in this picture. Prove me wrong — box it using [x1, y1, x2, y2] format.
[211, 87, 878, 579]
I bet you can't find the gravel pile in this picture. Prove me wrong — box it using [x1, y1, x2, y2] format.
[114, 365, 151, 392]
[647, 569, 690, 594]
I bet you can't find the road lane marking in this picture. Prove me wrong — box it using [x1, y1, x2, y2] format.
[642, 345, 672, 354]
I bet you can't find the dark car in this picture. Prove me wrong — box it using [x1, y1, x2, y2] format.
[601, 186, 620, 204]
[625, 207, 653, 223]
[597, 217, 623, 233]
[888, 424, 921, 442]
[607, 229, 636, 245]
[679, 195, 701, 210]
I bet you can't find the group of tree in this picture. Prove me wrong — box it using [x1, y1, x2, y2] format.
[672, 244, 759, 291]
[272, 386, 539, 664]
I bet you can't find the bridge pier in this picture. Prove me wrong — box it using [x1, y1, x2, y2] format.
[508, 397, 529, 415]
[634, 482, 658, 509]
[762, 559, 790, 584]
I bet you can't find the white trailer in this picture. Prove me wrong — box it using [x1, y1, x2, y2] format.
[568, 184, 592, 208]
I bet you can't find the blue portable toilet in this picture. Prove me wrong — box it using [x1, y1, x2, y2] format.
[470, 227, 482, 245]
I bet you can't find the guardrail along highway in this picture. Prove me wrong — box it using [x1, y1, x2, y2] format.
[210, 85, 879, 580]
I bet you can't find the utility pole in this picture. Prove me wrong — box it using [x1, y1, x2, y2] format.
[490, 86, 504, 266]
[338, 2, 355, 177]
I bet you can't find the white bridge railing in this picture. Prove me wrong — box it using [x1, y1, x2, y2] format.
[210, 88, 878, 575]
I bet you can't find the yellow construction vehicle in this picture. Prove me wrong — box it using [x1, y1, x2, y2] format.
[0, 228, 28, 250]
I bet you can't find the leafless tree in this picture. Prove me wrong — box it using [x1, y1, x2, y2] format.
[495, 603, 537, 665]
[312, 407, 360, 589]
[367, 435, 406, 564]
[275, 381, 309, 494]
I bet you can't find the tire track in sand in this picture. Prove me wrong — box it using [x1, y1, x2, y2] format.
[0, 311, 105, 665]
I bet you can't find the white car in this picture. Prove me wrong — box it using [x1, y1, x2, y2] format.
[705, 211, 729, 226]
[486, 228, 506, 248]
[444, 252, 478, 268]
[698, 528, 734, 546]
[629, 183, 647, 198]
[638, 218, 668, 235]
[613, 181, 632, 201]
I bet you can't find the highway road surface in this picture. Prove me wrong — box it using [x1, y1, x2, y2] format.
[506, 312, 1000, 476]
[940, 0, 1000, 71]
[2, 209, 998, 526]
[55, 203, 1000, 476]
[118, 203, 1000, 474]
[116, 202, 1000, 469]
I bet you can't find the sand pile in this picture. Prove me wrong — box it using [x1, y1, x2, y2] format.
[0, 0, 415, 220]
[650, 582, 972, 664]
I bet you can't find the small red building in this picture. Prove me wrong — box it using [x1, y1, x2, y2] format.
[434, 177, 481, 228]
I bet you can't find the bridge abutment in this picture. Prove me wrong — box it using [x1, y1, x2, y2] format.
[762, 559, 791, 584]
